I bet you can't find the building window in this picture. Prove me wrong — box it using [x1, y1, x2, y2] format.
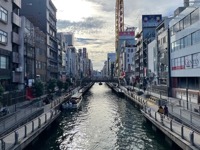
[0, 56, 8, 69]
[183, 14, 191, 28]
[0, 30, 7, 44]
[0, 6, 8, 23]
[191, 8, 199, 24]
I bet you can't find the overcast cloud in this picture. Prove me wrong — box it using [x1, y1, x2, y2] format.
[52, 0, 184, 70]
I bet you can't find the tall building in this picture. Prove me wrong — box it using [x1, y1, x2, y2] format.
[64, 32, 74, 46]
[135, 15, 162, 84]
[156, 17, 172, 88]
[20, 0, 58, 79]
[0, 0, 22, 90]
[169, 5, 200, 103]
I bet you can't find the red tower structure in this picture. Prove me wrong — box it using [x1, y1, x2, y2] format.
[115, 0, 124, 76]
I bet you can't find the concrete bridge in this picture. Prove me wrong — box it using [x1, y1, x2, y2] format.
[82, 77, 118, 83]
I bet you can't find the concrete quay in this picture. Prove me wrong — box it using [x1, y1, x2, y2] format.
[107, 83, 200, 150]
[0, 83, 94, 150]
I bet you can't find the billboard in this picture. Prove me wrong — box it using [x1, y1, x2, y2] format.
[142, 15, 162, 27]
[119, 31, 135, 48]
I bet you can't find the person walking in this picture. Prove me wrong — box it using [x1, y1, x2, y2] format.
[157, 106, 164, 114]
[164, 105, 169, 119]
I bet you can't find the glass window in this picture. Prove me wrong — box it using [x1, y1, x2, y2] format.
[184, 34, 191, 47]
[183, 14, 191, 28]
[170, 27, 174, 36]
[179, 19, 184, 31]
[0, 7, 8, 22]
[0, 56, 8, 69]
[0, 30, 7, 44]
[174, 23, 179, 32]
[191, 8, 199, 24]
[171, 42, 175, 52]
[180, 38, 184, 49]
[192, 53, 200, 68]
[185, 55, 192, 69]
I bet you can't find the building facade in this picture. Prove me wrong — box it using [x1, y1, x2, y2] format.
[169, 5, 200, 103]
[0, 0, 22, 90]
[20, 0, 58, 80]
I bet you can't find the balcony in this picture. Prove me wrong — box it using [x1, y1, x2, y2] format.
[12, 71, 22, 83]
[12, 32, 20, 45]
[13, 0, 21, 8]
[12, 52, 20, 63]
[12, 13, 21, 27]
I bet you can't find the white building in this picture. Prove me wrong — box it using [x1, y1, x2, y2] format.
[148, 39, 157, 85]
[169, 4, 200, 103]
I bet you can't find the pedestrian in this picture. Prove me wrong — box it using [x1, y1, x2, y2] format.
[164, 105, 169, 119]
[157, 106, 164, 114]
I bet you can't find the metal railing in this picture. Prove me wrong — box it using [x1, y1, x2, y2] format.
[0, 109, 59, 150]
[143, 106, 200, 149]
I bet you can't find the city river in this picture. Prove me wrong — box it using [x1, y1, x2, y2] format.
[26, 83, 171, 150]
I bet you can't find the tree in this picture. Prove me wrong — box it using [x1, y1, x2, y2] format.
[33, 80, 44, 97]
[64, 82, 69, 91]
[57, 80, 63, 91]
[47, 79, 56, 94]
[0, 84, 4, 106]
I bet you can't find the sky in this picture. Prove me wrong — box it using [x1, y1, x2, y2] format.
[52, 0, 184, 70]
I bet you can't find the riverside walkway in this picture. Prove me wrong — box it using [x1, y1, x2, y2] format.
[0, 84, 93, 150]
[117, 84, 200, 150]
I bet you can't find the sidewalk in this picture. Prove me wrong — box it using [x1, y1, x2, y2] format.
[124, 85, 200, 133]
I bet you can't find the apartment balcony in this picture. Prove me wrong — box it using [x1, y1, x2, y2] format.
[12, 32, 20, 45]
[12, 13, 21, 27]
[13, 0, 21, 8]
[12, 71, 22, 83]
[12, 52, 20, 63]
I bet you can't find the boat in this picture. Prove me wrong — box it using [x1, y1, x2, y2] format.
[62, 92, 83, 109]
[99, 82, 102, 85]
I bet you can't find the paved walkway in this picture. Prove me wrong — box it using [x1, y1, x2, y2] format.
[124, 85, 200, 133]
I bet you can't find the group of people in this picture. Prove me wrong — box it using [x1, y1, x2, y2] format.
[158, 105, 168, 118]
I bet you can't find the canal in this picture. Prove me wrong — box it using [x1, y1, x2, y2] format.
[26, 83, 170, 150]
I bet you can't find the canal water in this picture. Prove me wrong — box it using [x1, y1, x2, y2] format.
[26, 83, 170, 150]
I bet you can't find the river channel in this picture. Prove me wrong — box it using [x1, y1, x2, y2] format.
[26, 83, 170, 150]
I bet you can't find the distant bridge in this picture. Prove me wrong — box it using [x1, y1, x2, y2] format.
[82, 78, 118, 83]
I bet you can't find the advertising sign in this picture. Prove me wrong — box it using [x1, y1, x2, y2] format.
[192, 53, 200, 68]
[142, 15, 162, 27]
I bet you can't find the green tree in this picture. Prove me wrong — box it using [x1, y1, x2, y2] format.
[33, 80, 44, 97]
[64, 82, 69, 91]
[57, 80, 63, 91]
[47, 79, 56, 93]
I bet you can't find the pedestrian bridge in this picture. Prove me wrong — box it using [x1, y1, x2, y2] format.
[82, 78, 118, 83]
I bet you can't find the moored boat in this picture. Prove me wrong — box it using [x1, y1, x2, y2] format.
[62, 92, 83, 109]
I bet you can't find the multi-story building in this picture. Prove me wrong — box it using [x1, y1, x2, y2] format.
[64, 32, 74, 46]
[20, 0, 58, 80]
[156, 17, 172, 86]
[169, 4, 200, 104]
[19, 16, 35, 88]
[136, 15, 162, 84]
[57, 33, 66, 81]
[0, 0, 22, 90]
[147, 39, 157, 85]
[35, 27, 47, 82]
[107, 53, 116, 79]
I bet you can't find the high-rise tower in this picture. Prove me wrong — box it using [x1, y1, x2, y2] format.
[115, 0, 124, 75]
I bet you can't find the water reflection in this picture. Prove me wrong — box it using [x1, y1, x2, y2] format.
[26, 83, 170, 150]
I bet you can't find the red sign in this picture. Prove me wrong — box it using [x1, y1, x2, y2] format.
[119, 31, 135, 36]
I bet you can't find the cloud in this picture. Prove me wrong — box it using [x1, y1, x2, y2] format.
[53, 0, 184, 70]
